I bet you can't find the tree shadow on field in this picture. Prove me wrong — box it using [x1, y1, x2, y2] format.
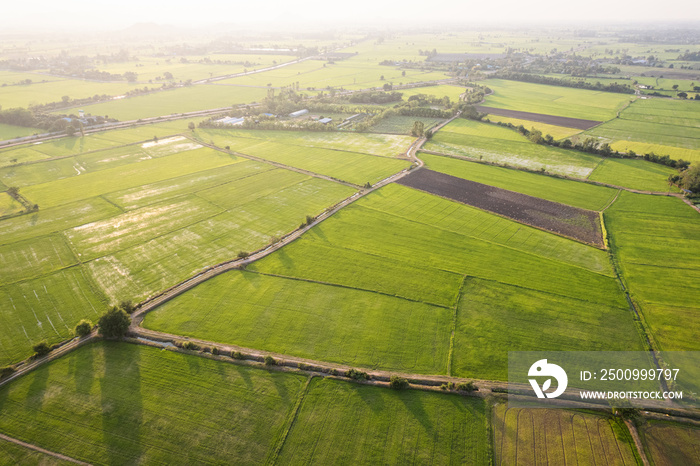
[400, 391, 433, 434]
[231, 364, 254, 391]
[26, 363, 50, 411]
[100, 343, 142, 464]
[355, 383, 385, 414]
[70, 342, 95, 395]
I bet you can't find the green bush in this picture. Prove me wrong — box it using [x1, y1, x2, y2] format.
[119, 300, 136, 314]
[237, 251, 250, 259]
[74, 319, 93, 337]
[345, 368, 370, 380]
[182, 341, 200, 351]
[0, 365, 16, 378]
[457, 381, 477, 392]
[389, 375, 409, 390]
[232, 351, 244, 360]
[33, 340, 51, 357]
[264, 355, 276, 366]
[211, 347, 219, 355]
[97, 307, 130, 339]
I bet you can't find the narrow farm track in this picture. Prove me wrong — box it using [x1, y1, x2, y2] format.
[0, 432, 92, 465]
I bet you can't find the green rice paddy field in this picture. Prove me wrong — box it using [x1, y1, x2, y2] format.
[71, 84, 268, 121]
[0, 131, 383, 364]
[0, 341, 492, 465]
[604, 192, 700, 352]
[424, 118, 602, 177]
[0, 124, 41, 141]
[587, 158, 680, 192]
[193, 128, 413, 185]
[482, 79, 633, 121]
[584, 98, 700, 162]
[147, 183, 644, 380]
[484, 115, 583, 140]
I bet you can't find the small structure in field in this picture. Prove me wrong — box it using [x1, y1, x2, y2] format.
[289, 109, 309, 118]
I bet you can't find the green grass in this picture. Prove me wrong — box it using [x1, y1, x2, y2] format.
[0, 267, 107, 365]
[485, 115, 583, 140]
[584, 98, 700, 162]
[492, 405, 639, 465]
[452, 278, 644, 380]
[195, 128, 415, 158]
[0, 79, 140, 108]
[483, 79, 633, 121]
[588, 158, 680, 192]
[0, 235, 77, 285]
[0, 192, 24, 216]
[277, 377, 491, 465]
[640, 420, 700, 466]
[0, 437, 73, 465]
[73, 84, 268, 121]
[400, 85, 468, 102]
[218, 60, 449, 91]
[425, 119, 601, 177]
[22, 146, 240, 208]
[0, 341, 306, 464]
[420, 152, 618, 210]
[0, 124, 41, 141]
[144, 271, 452, 374]
[83, 174, 355, 304]
[191, 130, 412, 186]
[605, 192, 700, 352]
[370, 115, 444, 134]
[0, 197, 122, 245]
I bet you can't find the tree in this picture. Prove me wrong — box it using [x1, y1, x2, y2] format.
[677, 92, 688, 99]
[33, 340, 51, 357]
[410, 120, 425, 137]
[163, 71, 174, 80]
[389, 375, 409, 389]
[7, 186, 19, 198]
[672, 84, 679, 90]
[65, 125, 76, 137]
[679, 164, 700, 192]
[74, 319, 93, 337]
[97, 307, 130, 338]
[61, 95, 70, 103]
[188, 122, 195, 131]
[119, 300, 136, 314]
[401, 70, 406, 77]
[124, 72, 138, 83]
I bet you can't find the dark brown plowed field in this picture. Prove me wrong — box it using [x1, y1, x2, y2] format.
[474, 106, 601, 130]
[396, 169, 604, 247]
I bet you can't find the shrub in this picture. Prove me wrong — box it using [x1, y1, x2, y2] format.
[74, 319, 93, 337]
[211, 347, 219, 355]
[97, 307, 130, 339]
[389, 375, 409, 390]
[457, 381, 477, 392]
[0, 366, 16, 379]
[305, 215, 315, 226]
[33, 340, 51, 357]
[345, 368, 370, 380]
[232, 351, 244, 359]
[201, 346, 211, 353]
[182, 341, 200, 351]
[330, 368, 339, 376]
[264, 355, 276, 366]
[119, 300, 136, 314]
[237, 251, 250, 259]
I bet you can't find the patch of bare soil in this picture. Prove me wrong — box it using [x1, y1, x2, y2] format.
[396, 169, 603, 247]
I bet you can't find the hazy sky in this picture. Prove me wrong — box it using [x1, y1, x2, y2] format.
[2, 0, 699, 32]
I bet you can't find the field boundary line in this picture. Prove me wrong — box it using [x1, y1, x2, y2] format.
[0, 433, 92, 465]
[247, 270, 453, 309]
[190, 136, 362, 189]
[266, 375, 314, 466]
[624, 419, 651, 466]
[446, 276, 469, 376]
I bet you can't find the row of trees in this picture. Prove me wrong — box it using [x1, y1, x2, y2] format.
[494, 120, 692, 170]
[493, 72, 635, 94]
